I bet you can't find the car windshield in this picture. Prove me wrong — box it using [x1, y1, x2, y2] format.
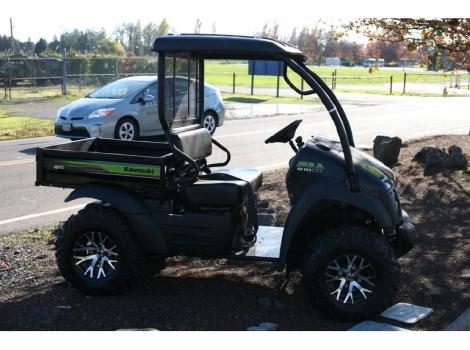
[87, 79, 151, 99]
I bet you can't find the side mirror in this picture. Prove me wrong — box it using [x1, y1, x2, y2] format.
[142, 94, 155, 104]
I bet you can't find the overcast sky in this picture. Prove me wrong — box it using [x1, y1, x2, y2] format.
[2, 0, 467, 43]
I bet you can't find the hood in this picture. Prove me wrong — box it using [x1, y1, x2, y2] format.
[58, 98, 122, 118]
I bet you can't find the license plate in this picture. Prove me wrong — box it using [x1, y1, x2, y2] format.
[62, 124, 72, 132]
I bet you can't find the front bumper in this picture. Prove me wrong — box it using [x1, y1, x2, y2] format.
[55, 118, 114, 139]
[395, 209, 416, 256]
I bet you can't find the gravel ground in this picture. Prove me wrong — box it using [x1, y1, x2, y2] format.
[0, 135, 468, 331]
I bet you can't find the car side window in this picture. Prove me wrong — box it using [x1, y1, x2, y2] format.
[143, 83, 157, 100]
[175, 78, 189, 97]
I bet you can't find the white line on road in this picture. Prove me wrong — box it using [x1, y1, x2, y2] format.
[0, 204, 85, 226]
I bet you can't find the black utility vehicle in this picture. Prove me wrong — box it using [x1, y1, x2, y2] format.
[36, 34, 416, 319]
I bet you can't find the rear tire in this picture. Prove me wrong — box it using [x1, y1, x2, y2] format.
[55, 203, 145, 295]
[301, 226, 400, 320]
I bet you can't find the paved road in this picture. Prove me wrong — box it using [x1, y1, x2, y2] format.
[0, 94, 468, 234]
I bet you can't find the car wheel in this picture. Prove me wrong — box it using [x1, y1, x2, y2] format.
[115, 118, 139, 140]
[201, 111, 218, 135]
[301, 226, 400, 320]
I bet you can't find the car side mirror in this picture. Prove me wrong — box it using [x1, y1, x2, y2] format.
[142, 94, 155, 104]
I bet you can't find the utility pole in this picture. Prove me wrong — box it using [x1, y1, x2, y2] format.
[10, 18, 15, 53]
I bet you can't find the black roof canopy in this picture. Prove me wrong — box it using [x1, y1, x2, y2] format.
[152, 34, 306, 61]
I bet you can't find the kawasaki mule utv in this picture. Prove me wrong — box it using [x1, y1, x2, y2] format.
[35, 34, 416, 319]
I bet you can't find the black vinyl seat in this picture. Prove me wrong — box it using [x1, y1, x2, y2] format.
[202, 168, 262, 192]
[185, 180, 249, 206]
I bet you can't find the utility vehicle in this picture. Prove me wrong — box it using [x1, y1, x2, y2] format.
[35, 34, 416, 320]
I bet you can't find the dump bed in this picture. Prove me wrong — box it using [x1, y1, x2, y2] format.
[36, 138, 174, 191]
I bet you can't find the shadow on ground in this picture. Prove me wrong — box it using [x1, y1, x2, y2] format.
[0, 260, 350, 331]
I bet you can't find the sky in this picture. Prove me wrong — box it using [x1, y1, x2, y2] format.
[2, 0, 468, 43]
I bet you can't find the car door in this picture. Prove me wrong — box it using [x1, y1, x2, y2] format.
[135, 83, 159, 135]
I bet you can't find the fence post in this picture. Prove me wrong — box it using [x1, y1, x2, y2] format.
[250, 74, 254, 95]
[232, 72, 235, 94]
[334, 69, 337, 89]
[3, 50, 7, 99]
[389, 75, 393, 94]
[7, 49, 11, 100]
[402, 72, 407, 94]
[62, 49, 67, 95]
[331, 71, 335, 89]
[115, 58, 119, 78]
[276, 73, 280, 97]
[300, 78, 304, 100]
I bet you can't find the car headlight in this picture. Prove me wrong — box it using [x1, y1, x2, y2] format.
[88, 108, 115, 118]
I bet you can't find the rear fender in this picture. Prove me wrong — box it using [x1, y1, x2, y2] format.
[65, 184, 168, 255]
[279, 178, 392, 266]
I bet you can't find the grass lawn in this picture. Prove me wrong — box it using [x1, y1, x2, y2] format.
[0, 106, 54, 140]
[205, 62, 469, 88]
[221, 92, 317, 104]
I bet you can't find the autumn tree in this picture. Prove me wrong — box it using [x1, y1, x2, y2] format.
[349, 18, 470, 71]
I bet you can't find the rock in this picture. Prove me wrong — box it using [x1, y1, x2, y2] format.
[373, 136, 403, 166]
[31, 307, 60, 325]
[247, 322, 279, 331]
[34, 255, 48, 260]
[413, 145, 468, 172]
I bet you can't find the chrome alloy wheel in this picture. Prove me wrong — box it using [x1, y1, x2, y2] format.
[72, 231, 119, 280]
[324, 254, 376, 304]
[118, 122, 135, 140]
[202, 114, 216, 133]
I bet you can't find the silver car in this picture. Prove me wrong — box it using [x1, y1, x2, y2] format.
[55, 76, 225, 140]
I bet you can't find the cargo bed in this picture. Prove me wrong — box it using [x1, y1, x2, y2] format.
[36, 138, 174, 190]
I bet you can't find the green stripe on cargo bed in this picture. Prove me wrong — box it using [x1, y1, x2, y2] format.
[54, 159, 161, 178]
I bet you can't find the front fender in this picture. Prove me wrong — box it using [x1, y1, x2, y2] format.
[279, 178, 392, 266]
[65, 184, 168, 255]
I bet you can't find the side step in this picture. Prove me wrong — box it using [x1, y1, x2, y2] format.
[228, 226, 283, 262]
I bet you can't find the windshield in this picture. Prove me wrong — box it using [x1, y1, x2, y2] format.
[87, 79, 151, 99]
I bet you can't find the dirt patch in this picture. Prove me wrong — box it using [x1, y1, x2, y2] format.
[0, 135, 468, 330]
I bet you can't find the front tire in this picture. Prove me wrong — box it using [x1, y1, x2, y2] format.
[55, 203, 145, 295]
[115, 118, 139, 140]
[301, 226, 400, 320]
[201, 111, 218, 134]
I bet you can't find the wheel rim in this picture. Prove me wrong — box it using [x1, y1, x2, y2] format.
[119, 122, 135, 140]
[324, 254, 377, 305]
[203, 114, 216, 133]
[72, 231, 119, 280]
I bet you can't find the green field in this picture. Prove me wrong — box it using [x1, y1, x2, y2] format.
[205, 62, 469, 88]
[0, 106, 54, 140]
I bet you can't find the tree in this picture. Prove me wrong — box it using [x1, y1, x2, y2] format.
[157, 19, 169, 37]
[289, 27, 298, 45]
[34, 38, 48, 54]
[211, 22, 217, 34]
[194, 19, 202, 34]
[349, 18, 470, 71]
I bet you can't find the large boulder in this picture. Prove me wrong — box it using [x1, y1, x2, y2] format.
[373, 136, 403, 166]
[412, 145, 468, 171]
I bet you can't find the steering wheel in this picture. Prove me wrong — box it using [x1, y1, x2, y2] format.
[265, 120, 302, 144]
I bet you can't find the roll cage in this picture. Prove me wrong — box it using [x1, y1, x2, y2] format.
[152, 34, 359, 192]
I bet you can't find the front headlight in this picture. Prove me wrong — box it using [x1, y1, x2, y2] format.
[88, 108, 115, 119]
